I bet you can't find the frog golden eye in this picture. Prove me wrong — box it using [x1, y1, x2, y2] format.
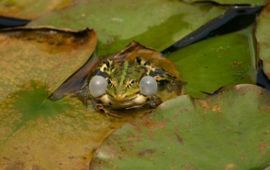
[140, 76, 158, 96]
[89, 75, 108, 97]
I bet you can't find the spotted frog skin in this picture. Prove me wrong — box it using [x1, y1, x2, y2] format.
[50, 42, 182, 115]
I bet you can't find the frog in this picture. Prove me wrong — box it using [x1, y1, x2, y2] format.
[50, 42, 183, 116]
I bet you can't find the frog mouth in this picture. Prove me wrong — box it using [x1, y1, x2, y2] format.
[98, 94, 155, 110]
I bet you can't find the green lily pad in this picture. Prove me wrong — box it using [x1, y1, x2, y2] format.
[30, 0, 225, 55]
[90, 84, 270, 170]
[168, 28, 256, 97]
[256, 3, 270, 77]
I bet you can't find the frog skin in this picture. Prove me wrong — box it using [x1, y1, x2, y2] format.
[50, 42, 183, 115]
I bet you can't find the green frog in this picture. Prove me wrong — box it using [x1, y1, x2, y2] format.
[50, 42, 183, 115]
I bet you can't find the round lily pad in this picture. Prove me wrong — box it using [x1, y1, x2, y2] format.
[91, 84, 270, 170]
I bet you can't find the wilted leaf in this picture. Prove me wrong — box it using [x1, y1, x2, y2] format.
[0, 27, 96, 100]
[91, 84, 270, 170]
[0, 0, 76, 19]
[0, 27, 121, 169]
[0, 83, 117, 169]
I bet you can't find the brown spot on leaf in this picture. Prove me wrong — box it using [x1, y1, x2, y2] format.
[212, 104, 221, 112]
[32, 164, 43, 170]
[138, 149, 155, 157]
[232, 60, 242, 67]
[198, 100, 221, 112]
[175, 132, 184, 144]
[140, 117, 167, 129]
[174, 126, 184, 144]
[5, 161, 24, 170]
[258, 142, 268, 155]
[182, 164, 196, 170]
[68, 155, 75, 159]
[199, 100, 210, 110]
[2, 156, 10, 161]
[225, 163, 237, 170]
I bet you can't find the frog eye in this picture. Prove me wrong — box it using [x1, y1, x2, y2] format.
[140, 76, 158, 96]
[89, 75, 108, 97]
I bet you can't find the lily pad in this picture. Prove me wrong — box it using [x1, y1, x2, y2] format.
[0, 0, 76, 19]
[256, 3, 270, 78]
[0, 27, 96, 101]
[168, 28, 256, 97]
[90, 84, 270, 170]
[30, 0, 225, 55]
[183, 0, 266, 6]
[0, 27, 121, 169]
[0, 83, 117, 169]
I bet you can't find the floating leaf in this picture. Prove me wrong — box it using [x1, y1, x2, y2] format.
[91, 84, 270, 170]
[167, 28, 256, 97]
[0, 27, 96, 100]
[256, 2, 270, 77]
[0, 0, 76, 19]
[0, 27, 121, 169]
[183, 0, 266, 5]
[30, 0, 225, 55]
[0, 82, 117, 169]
